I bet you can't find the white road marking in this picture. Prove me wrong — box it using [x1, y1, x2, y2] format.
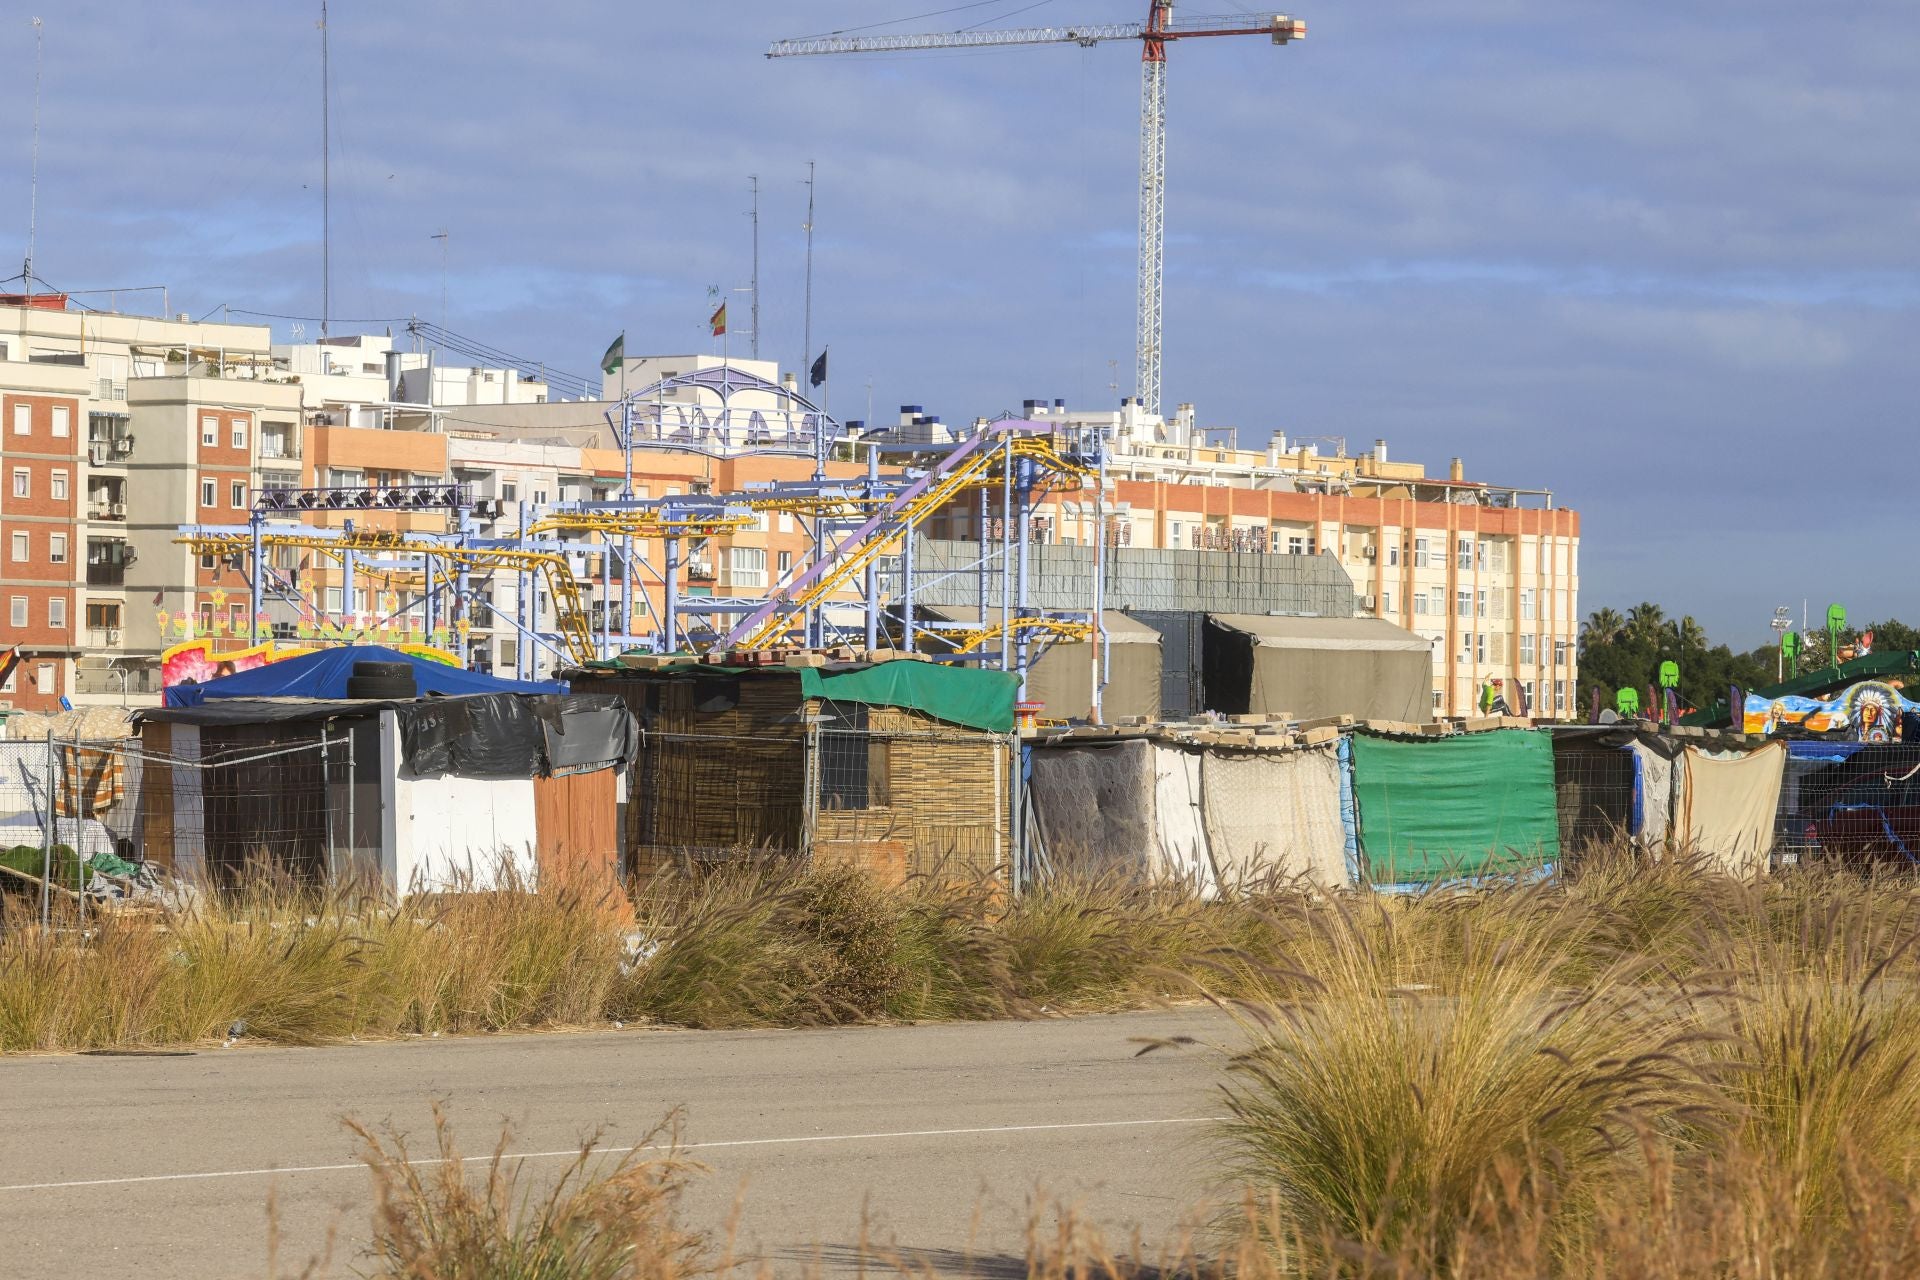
[0, 1115, 1226, 1194]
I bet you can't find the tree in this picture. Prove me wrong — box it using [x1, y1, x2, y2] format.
[1582, 607, 1625, 642]
[1626, 602, 1667, 643]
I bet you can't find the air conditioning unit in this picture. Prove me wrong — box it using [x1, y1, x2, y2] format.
[1364, 546, 1377, 560]
[88, 442, 109, 465]
[105, 629, 119, 646]
[113, 435, 133, 455]
[111, 502, 126, 516]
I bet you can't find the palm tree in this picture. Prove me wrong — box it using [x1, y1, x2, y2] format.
[1582, 607, 1625, 643]
[1626, 602, 1667, 642]
[1670, 615, 1708, 652]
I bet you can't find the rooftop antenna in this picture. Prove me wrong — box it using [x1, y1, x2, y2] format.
[748, 175, 761, 361]
[319, 0, 330, 336]
[22, 16, 43, 288]
[801, 160, 815, 402]
[430, 227, 448, 333]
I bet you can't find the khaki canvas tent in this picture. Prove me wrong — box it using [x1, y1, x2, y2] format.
[1203, 614, 1434, 723]
[913, 607, 1162, 723]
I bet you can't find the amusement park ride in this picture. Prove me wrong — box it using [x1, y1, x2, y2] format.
[177, 364, 1114, 707]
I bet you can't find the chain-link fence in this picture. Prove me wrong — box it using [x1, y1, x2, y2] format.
[0, 729, 366, 924]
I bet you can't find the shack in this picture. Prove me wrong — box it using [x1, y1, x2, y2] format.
[910, 606, 1163, 722]
[1203, 614, 1434, 723]
[136, 678, 635, 893]
[573, 658, 1018, 883]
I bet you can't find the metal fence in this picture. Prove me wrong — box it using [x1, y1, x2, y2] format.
[0, 729, 364, 923]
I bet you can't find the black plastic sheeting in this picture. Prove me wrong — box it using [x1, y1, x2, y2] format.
[140, 692, 637, 781]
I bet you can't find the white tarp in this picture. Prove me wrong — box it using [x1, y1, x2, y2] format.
[1152, 745, 1218, 898]
[1630, 742, 1674, 849]
[1200, 746, 1351, 890]
[1679, 742, 1785, 876]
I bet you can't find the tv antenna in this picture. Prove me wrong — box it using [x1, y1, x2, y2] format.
[22, 17, 44, 288]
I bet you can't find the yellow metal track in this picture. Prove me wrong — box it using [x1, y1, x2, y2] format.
[730, 433, 1094, 652]
[178, 529, 602, 667]
[951, 617, 1095, 653]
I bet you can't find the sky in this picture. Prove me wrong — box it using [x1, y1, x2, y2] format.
[0, 1, 1913, 646]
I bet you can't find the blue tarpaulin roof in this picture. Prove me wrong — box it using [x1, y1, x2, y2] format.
[163, 646, 564, 708]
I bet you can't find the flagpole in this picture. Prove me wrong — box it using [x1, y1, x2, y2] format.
[801, 160, 815, 399]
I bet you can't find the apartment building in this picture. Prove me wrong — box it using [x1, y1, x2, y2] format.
[980, 400, 1581, 719]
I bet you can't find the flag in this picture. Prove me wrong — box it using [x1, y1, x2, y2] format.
[709, 302, 727, 336]
[1859, 629, 1875, 656]
[151, 590, 164, 606]
[809, 347, 828, 389]
[599, 332, 625, 375]
[0, 647, 18, 689]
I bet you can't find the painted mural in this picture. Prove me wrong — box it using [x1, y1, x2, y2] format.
[1744, 680, 1919, 741]
[161, 638, 462, 689]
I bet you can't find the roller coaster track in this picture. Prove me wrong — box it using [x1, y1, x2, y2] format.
[178, 528, 602, 668]
[721, 424, 1095, 652]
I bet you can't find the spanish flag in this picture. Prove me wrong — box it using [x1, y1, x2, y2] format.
[709, 302, 727, 337]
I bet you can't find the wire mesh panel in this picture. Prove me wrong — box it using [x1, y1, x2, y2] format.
[1782, 743, 1920, 867]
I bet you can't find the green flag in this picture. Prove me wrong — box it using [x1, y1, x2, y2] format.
[599, 332, 625, 375]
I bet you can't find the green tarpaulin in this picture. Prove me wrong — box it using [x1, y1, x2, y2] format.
[596, 658, 1019, 734]
[798, 663, 1019, 733]
[1350, 730, 1560, 883]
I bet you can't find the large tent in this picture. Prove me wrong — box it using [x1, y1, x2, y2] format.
[165, 645, 562, 708]
[1203, 615, 1434, 722]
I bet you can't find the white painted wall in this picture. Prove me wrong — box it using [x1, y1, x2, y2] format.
[389, 768, 538, 893]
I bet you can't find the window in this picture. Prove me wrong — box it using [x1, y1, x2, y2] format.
[8, 597, 23, 627]
[1520, 589, 1535, 621]
[47, 597, 64, 628]
[1524, 680, 1536, 710]
[9, 531, 26, 562]
[1388, 544, 1400, 567]
[48, 533, 65, 564]
[201, 415, 218, 446]
[50, 470, 66, 502]
[1287, 534, 1306, 556]
[1459, 631, 1474, 664]
[1476, 589, 1487, 618]
[1412, 591, 1428, 616]
[34, 664, 50, 693]
[86, 601, 120, 629]
[11, 468, 27, 499]
[50, 405, 69, 438]
[1555, 681, 1568, 713]
[1519, 633, 1535, 664]
[11, 404, 28, 435]
[1476, 632, 1487, 663]
[1457, 537, 1472, 569]
[200, 479, 216, 507]
[1456, 589, 1471, 618]
[819, 701, 886, 810]
[229, 603, 246, 629]
[1554, 639, 1568, 667]
[1476, 540, 1488, 572]
[324, 587, 344, 614]
[532, 488, 549, 506]
[1170, 521, 1183, 549]
[776, 550, 793, 580]
[1414, 537, 1429, 569]
[231, 481, 246, 508]
[730, 546, 767, 589]
[500, 481, 519, 502]
[1381, 590, 1394, 615]
[1433, 689, 1445, 710]
[231, 421, 246, 449]
[198, 553, 214, 570]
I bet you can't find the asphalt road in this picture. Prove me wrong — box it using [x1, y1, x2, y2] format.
[0, 1007, 1240, 1278]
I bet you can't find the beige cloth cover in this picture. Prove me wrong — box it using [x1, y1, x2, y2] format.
[1200, 746, 1350, 890]
[1679, 742, 1785, 876]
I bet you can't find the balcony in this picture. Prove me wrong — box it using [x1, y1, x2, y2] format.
[72, 665, 160, 698]
[88, 479, 127, 521]
[87, 539, 128, 587]
[259, 425, 300, 460]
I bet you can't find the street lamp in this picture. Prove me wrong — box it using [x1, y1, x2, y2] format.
[1770, 606, 1793, 681]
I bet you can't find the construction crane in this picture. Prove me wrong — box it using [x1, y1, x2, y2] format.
[768, 3, 1305, 418]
